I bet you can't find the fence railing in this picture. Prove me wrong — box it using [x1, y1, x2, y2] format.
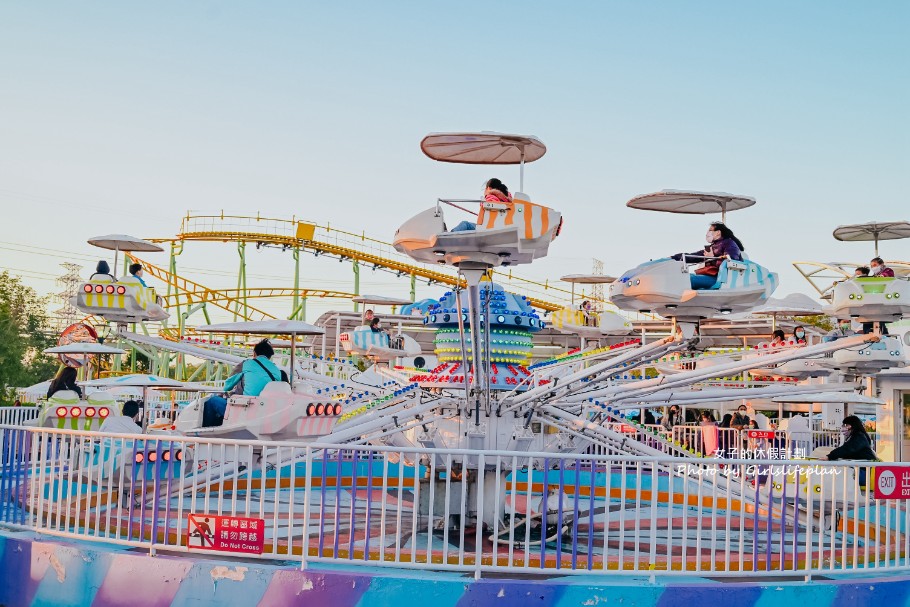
[0, 424, 905, 578]
[0, 407, 40, 427]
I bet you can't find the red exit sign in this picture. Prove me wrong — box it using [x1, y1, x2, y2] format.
[747, 430, 775, 439]
[875, 466, 910, 500]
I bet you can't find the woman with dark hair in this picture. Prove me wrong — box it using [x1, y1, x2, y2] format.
[792, 325, 807, 344]
[827, 416, 877, 461]
[770, 329, 786, 345]
[451, 178, 512, 232]
[673, 221, 745, 290]
[47, 366, 82, 399]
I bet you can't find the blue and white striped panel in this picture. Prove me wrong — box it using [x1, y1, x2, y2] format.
[351, 330, 390, 350]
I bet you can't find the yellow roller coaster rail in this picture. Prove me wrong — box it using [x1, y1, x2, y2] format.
[126, 252, 277, 321]
[148, 212, 603, 313]
[158, 287, 358, 309]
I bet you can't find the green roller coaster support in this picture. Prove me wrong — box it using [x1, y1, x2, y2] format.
[352, 259, 360, 312]
[234, 241, 248, 323]
[292, 247, 300, 319]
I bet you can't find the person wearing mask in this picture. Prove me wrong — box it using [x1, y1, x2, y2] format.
[99, 400, 142, 434]
[451, 178, 512, 232]
[791, 325, 807, 344]
[127, 263, 149, 287]
[662, 405, 682, 431]
[47, 366, 82, 399]
[828, 415, 878, 487]
[672, 222, 745, 290]
[731, 405, 751, 430]
[203, 340, 284, 427]
[825, 319, 855, 342]
[827, 416, 877, 461]
[870, 257, 895, 277]
[770, 329, 786, 345]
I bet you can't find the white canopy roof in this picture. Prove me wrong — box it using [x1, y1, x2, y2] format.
[753, 293, 823, 317]
[198, 320, 325, 336]
[81, 374, 198, 389]
[771, 392, 885, 406]
[44, 343, 126, 355]
[352, 294, 414, 306]
[87, 234, 164, 253]
[833, 221, 910, 244]
[560, 274, 617, 284]
[627, 190, 756, 216]
[420, 132, 546, 165]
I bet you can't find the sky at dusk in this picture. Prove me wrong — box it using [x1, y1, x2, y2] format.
[1, 1, 907, 322]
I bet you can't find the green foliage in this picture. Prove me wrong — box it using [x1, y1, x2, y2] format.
[0, 272, 57, 400]
[794, 314, 834, 332]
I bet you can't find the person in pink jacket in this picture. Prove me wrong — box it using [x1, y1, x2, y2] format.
[451, 178, 512, 232]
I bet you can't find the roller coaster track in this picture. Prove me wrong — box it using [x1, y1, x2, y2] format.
[158, 287, 358, 309]
[126, 252, 276, 321]
[146, 213, 590, 313]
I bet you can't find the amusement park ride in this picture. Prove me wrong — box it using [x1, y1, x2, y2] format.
[16, 132, 910, 569]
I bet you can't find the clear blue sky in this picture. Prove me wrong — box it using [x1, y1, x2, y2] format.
[1, 2, 907, 321]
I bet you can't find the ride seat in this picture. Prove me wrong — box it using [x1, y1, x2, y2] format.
[48, 390, 81, 404]
[89, 273, 115, 282]
[87, 391, 116, 407]
[118, 275, 142, 286]
[260, 381, 293, 396]
[708, 262, 728, 289]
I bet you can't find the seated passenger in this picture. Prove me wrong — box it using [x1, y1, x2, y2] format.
[854, 266, 870, 278]
[90, 260, 115, 281]
[827, 415, 877, 461]
[672, 222, 745, 290]
[792, 325, 807, 344]
[362, 309, 375, 327]
[579, 300, 596, 326]
[860, 260, 892, 335]
[451, 178, 512, 232]
[203, 339, 285, 427]
[770, 329, 786, 346]
[870, 257, 895, 277]
[825, 319, 855, 341]
[370, 317, 387, 334]
[827, 415, 878, 487]
[99, 400, 142, 434]
[47, 366, 82, 399]
[127, 263, 149, 287]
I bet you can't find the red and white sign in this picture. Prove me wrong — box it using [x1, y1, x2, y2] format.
[187, 514, 265, 554]
[874, 466, 910, 500]
[747, 430, 775, 439]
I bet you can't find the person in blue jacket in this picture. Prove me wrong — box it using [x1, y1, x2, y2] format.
[203, 340, 286, 427]
[673, 222, 745, 290]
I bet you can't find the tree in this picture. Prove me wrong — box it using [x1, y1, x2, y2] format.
[0, 272, 58, 401]
[794, 314, 834, 333]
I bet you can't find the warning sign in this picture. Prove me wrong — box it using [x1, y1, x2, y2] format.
[187, 514, 265, 554]
[874, 466, 910, 500]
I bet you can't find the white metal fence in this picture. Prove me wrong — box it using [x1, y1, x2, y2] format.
[0, 424, 905, 578]
[0, 407, 40, 426]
